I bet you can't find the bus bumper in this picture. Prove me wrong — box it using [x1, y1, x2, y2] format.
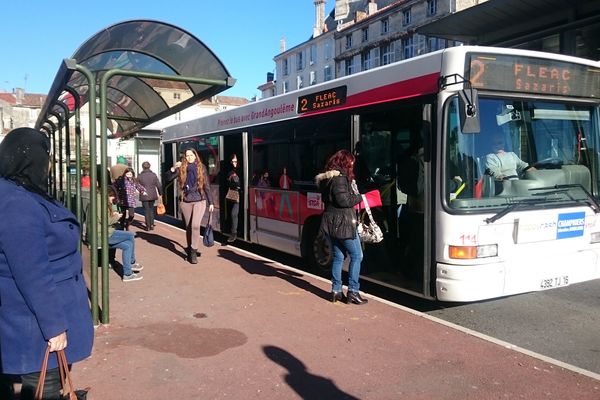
[436, 249, 600, 302]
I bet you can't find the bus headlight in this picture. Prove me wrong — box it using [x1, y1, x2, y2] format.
[590, 232, 600, 244]
[449, 244, 498, 259]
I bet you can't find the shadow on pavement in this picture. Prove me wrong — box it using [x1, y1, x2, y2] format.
[217, 248, 331, 302]
[135, 230, 187, 260]
[263, 345, 360, 400]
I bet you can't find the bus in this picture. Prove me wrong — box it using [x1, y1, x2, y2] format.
[161, 46, 600, 302]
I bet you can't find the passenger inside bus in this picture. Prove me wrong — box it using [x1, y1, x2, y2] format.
[396, 128, 425, 281]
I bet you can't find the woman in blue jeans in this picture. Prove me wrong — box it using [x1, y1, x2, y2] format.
[315, 149, 368, 305]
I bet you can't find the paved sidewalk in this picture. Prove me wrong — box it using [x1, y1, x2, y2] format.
[74, 216, 600, 399]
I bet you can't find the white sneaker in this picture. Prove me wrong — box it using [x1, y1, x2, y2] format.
[131, 263, 143, 272]
[123, 273, 143, 282]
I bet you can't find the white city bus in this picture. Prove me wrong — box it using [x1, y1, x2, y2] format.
[162, 46, 600, 301]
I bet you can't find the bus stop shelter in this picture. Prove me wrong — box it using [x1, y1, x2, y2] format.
[34, 19, 236, 324]
[417, 0, 600, 59]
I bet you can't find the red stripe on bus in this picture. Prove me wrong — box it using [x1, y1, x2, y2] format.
[301, 72, 440, 116]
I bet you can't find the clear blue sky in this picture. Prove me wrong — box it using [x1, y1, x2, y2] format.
[0, 1, 331, 100]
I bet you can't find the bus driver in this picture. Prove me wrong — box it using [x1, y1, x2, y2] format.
[485, 133, 535, 180]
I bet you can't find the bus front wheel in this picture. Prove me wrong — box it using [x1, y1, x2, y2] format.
[310, 230, 333, 275]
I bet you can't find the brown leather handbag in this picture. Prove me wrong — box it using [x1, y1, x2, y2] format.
[35, 347, 89, 400]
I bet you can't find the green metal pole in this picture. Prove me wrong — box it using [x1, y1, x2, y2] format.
[65, 87, 83, 228]
[55, 102, 71, 210]
[50, 111, 65, 203]
[99, 74, 110, 325]
[76, 65, 99, 325]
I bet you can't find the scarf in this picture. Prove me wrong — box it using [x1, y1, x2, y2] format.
[0, 127, 52, 199]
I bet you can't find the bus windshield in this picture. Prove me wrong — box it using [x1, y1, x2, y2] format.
[445, 96, 600, 211]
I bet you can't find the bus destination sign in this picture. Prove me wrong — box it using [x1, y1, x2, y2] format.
[466, 53, 600, 98]
[297, 86, 347, 114]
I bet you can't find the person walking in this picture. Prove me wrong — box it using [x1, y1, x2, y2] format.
[315, 149, 368, 305]
[138, 161, 162, 231]
[115, 167, 147, 230]
[0, 128, 94, 399]
[225, 154, 241, 243]
[166, 148, 214, 263]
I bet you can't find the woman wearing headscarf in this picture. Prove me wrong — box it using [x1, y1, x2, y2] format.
[0, 128, 94, 399]
[166, 147, 214, 264]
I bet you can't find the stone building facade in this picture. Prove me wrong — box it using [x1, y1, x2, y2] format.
[266, 0, 486, 98]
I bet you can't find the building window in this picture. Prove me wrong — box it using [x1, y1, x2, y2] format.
[362, 27, 369, 42]
[402, 36, 414, 59]
[403, 9, 411, 26]
[381, 18, 389, 34]
[310, 70, 317, 85]
[296, 51, 304, 71]
[282, 58, 289, 76]
[427, 0, 437, 16]
[345, 58, 355, 76]
[173, 92, 181, 100]
[325, 38, 333, 60]
[283, 81, 289, 94]
[324, 65, 333, 81]
[296, 75, 304, 90]
[345, 34, 353, 49]
[381, 42, 395, 65]
[372, 47, 380, 68]
[361, 51, 372, 71]
[429, 37, 443, 52]
[310, 44, 317, 65]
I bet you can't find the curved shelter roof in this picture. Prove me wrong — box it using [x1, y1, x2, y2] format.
[35, 19, 235, 138]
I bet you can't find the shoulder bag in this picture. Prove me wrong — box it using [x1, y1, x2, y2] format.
[156, 196, 166, 215]
[225, 188, 239, 203]
[357, 194, 384, 244]
[203, 212, 215, 247]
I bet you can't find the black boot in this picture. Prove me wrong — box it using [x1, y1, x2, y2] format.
[188, 248, 198, 264]
[346, 291, 368, 305]
[331, 291, 344, 303]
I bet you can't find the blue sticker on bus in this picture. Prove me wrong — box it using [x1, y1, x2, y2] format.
[556, 212, 585, 239]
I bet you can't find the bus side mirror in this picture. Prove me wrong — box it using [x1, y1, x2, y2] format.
[458, 88, 480, 134]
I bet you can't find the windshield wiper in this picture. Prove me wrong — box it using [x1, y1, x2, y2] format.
[529, 184, 600, 213]
[484, 198, 545, 224]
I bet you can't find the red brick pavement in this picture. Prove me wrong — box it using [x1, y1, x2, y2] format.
[73, 216, 600, 399]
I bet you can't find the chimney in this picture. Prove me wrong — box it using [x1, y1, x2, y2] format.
[267, 72, 274, 82]
[280, 37, 286, 53]
[313, 0, 326, 38]
[368, 0, 377, 15]
[14, 88, 24, 105]
[335, 0, 350, 22]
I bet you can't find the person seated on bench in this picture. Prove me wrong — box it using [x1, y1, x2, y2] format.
[485, 133, 535, 180]
[99, 187, 143, 282]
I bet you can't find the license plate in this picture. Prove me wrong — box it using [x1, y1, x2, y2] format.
[540, 275, 569, 289]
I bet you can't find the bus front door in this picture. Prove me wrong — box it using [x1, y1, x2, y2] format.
[356, 106, 428, 296]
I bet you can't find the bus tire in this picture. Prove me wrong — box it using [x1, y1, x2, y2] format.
[302, 219, 332, 274]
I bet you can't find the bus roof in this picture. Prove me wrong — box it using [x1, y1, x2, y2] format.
[162, 46, 600, 143]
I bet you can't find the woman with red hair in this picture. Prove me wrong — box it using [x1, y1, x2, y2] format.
[315, 149, 368, 305]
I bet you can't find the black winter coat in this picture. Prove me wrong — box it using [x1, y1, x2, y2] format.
[315, 169, 362, 240]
